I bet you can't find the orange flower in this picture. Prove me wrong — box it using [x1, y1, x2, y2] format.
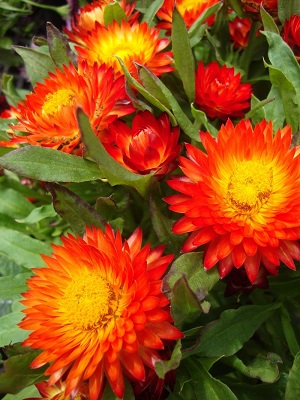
[10, 61, 134, 153]
[65, 0, 139, 46]
[101, 111, 181, 178]
[76, 20, 173, 78]
[165, 119, 300, 283]
[156, 0, 220, 32]
[20, 225, 183, 400]
[25, 380, 88, 400]
[194, 61, 252, 120]
[283, 15, 300, 61]
[229, 14, 252, 48]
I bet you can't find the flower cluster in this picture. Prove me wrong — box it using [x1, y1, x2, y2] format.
[1, 0, 300, 399]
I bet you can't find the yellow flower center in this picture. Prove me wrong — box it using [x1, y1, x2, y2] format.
[61, 271, 118, 330]
[42, 89, 74, 115]
[227, 160, 273, 214]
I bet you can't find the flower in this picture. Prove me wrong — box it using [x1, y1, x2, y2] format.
[10, 61, 134, 154]
[283, 15, 300, 61]
[241, 0, 278, 20]
[19, 225, 183, 400]
[229, 14, 252, 49]
[25, 380, 88, 400]
[224, 266, 269, 297]
[156, 0, 220, 32]
[65, 0, 139, 46]
[165, 119, 300, 283]
[75, 20, 173, 78]
[101, 110, 181, 178]
[194, 61, 252, 120]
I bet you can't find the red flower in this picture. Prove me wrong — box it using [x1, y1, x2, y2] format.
[101, 111, 181, 178]
[194, 61, 252, 120]
[20, 225, 183, 400]
[229, 15, 252, 48]
[165, 119, 300, 283]
[25, 380, 88, 399]
[241, 0, 278, 20]
[283, 15, 300, 61]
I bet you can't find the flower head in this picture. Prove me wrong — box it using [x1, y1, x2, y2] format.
[101, 110, 181, 178]
[157, 0, 220, 32]
[25, 380, 88, 400]
[229, 14, 252, 49]
[283, 15, 300, 61]
[241, 0, 278, 20]
[66, 0, 139, 46]
[11, 61, 134, 153]
[20, 225, 183, 400]
[75, 20, 173, 78]
[195, 61, 252, 120]
[165, 119, 300, 283]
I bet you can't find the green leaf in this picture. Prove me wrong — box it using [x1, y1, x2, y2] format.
[264, 61, 299, 132]
[183, 302, 281, 358]
[172, 9, 195, 102]
[136, 65, 200, 141]
[142, 0, 164, 24]
[260, 5, 279, 34]
[0, 310, 29, 347]
[0, 348, 47, 393]
[46, 182, 105, 236]
[103, 3, 127, 26]
[46, 22, 77, 69]
[281, 305, 300, 356]
[0, 146, 104, 182]
[225, 353, 281, 383]
[0, 228, 51, 269]
[77, 108, 156, 198]
[1, 74, 24, 106]
[2, 385, 40, 399]
[278, 0, 300, 24]
[176, 358, 238, 400]
[155, 340, 182, 379]
[191, 103, 218, 136]
[12, 46, 55, 86]
[165, 253, 220, 301]
[285, 352, 300, 400]
[0, 273, 31, 300]
[17, 204, 57, 224]
[264, 86, 285, 131]
[0, 188, 34, 219]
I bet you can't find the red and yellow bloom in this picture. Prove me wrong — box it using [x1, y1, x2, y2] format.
[20, 225, 183, 400]
[25, 381, 88, 400]
[101, 110, 181, 178]
[75, 20, 173, 78]
[195, 61, 252, 120]
[165, 119, 300, 283]
[11, 61, 134, 153]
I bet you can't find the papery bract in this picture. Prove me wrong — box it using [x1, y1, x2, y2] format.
[19, 225, 183, 400]
[76, 20, 173, 78]
[229, 14, 252, 48]
[10, 61, 134, 154]
[165, 119, 300, 283]
[101, 110, 181, 178]
[194, 61, 252, 120]
[25, 380, 88, 400]
[283, 15, 300, 61]
[156, 0, 220, 32]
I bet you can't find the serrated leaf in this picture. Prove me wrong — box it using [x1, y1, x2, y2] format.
[77, 108, 156, 198]
[0, 273, 31, 300]
[0, 228, 51, 269]
[103, 3, 127, 26]
[46, 182, 105, 236]
[0, 146, 104, 182]
[183, 303, 281, 358]
[0, 348, 47, 393]
[285, 352, 300, 400]
[13, 46, 55, 86]
[172, 9, 195, 102]
[46, 22, 77, 69]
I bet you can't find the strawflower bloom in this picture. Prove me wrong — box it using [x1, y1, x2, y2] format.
[165, 119, 300, 283]
[101, 110, 181, 178]
[65, 0, 139, 46]
[194, 61, 252, 120]
[283, 15, 300, 61]
[10, 61, 134, 154]
[229, 14, 252, 49]
[19, 225, 183, 400]
[75, 20, 173, 78]
[25, 380, 88, 400]
[156, 0, 220, 32]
